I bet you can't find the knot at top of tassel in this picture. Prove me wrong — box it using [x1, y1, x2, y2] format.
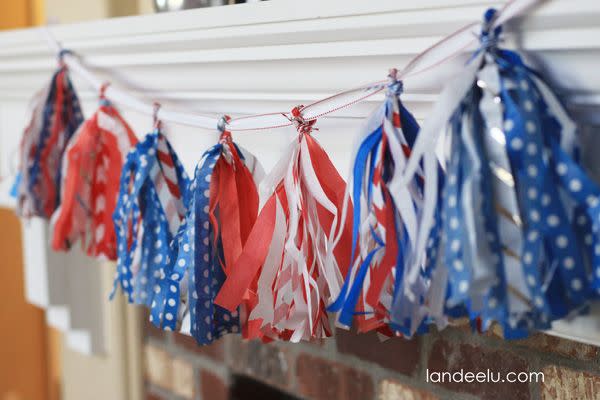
[217, 115, 232, 143]
[57, 48, 73, 68]
[290, 105, 317, 136]
[99, 82, 111, 106]
[479, 8, 503, 53]
[386, 68, 404, 97]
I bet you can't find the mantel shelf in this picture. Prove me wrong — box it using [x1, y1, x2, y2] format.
[1, 0, 600, 349]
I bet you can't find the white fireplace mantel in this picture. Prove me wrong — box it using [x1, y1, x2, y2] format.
[0, 0, 600, 366]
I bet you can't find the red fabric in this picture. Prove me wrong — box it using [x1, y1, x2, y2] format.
[217, 125, 350, 342]
[51, 105, 137, 260]
[208, 136, 262, 338]
[215, 195, 277, 312]
[304, 134, 354, 276]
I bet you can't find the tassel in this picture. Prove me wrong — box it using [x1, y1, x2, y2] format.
[328, 71, 445, 337]
[430, 9, 600, 338]
[15, 60, 83, 218]
[51, 91, 138, 260]
[111, 126, 189, 310]
[151, 116, 264, 343]
[215, 107, 353, 343]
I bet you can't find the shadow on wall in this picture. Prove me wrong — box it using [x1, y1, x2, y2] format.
[230, 375, 302, 400]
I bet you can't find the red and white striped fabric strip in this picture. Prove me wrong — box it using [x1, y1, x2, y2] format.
[150, 134, 185, 236]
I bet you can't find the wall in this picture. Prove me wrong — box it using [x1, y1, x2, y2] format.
[137, 0, 155, 15]
[0, 209, 52, 400]
[0, 97, 143, 400]
[143, 322, 600, 400]
[45, 0, 146, 23]
[59, 263, 136, 400]
[0, 4, 56, 400]
[45, 0, 110, 23]
[0, 0, 44, 30]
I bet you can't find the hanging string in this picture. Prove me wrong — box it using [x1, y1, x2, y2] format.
[39, 0, 540, 133]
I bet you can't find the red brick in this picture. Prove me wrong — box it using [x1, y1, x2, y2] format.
[296, 353, 374, 400]
[306, 338, 327, 348]
[427, 337, 530, 400]
[336, 329, 420, 376]
[142, 309, 166, 341]
[172, 357, 195, 399]
[378, 379, 438, 400]
[145, 391, 166, 400]
[228, 339, 292, 391]
[541, 365, 600, 400]
[200, 370, 229, 400]
[144, 344, 173, 391]
[514, 333, 599, 362]
[173, 331, 225, 361]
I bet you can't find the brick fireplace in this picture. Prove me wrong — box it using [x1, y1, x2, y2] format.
[143, 312, 600, 400]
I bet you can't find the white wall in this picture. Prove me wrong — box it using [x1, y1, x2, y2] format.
[45, 0, 110, 23]
[45, 0, 147, 24]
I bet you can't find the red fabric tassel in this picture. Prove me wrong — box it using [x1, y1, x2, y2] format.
[216, 108, 352, 342]
[51, 103, 137, 260]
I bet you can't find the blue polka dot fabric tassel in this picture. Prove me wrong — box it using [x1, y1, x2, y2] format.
[150, 117, 264, 343]
[15, 55, 84, 218]
[112, 126, 189, 309]
[430, 9, 600, 338]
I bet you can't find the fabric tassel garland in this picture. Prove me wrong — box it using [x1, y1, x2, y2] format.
[112, 124, 189, 309]
[422, 9, 600, 338]
[12, 3, 600, 348]
[51, 91, 138, 260]
[15, 57, 84, 218]
[215, 107, 353, 343]
[150, 117, 264, 343]
[328, 71, 446, 338]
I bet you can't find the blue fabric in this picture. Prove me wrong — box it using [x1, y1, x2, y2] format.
[329, 83, 431, 336]
[10, 173, 21, 199]
[27, 68, 83, 215]
[337, 248, 380, 326]
[155, 143, 240, 343]
[436, 8, 600, 337]
[328, 127, 382, 315]
[112, 130, 189, 310]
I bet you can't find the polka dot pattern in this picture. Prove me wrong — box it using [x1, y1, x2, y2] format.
[551, 146, 600, 291]
[500, 70, 553, 324]
[433, 24, 600, 339]
[112, 130, 189, 313]
[158, 143, 240, 344]
[490, 47, 597, 335]
[512, 67, 589, 309]
[442, 111, 471, 306]
[105, 17, 600, 342]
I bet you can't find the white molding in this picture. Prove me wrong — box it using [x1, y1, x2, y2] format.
[1, 0, 600, 349]
[0, 1, 598, 115]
